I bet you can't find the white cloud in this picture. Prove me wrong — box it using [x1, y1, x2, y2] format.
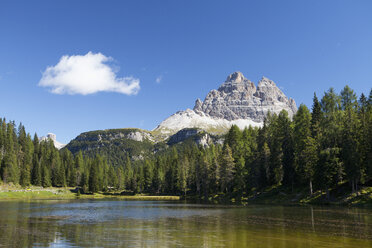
[155, 75, 162, 84]
[38, 52, 140, 95]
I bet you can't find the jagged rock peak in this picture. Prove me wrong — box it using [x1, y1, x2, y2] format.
[157, 71, 297, 135]
[194, 98, 203, 112]
[226, 71, 245, 82]
[218, 71, 255, 94]
[191, 71, 297, 122]
[258, 76, 276, 87]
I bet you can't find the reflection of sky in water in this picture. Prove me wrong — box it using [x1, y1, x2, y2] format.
[29, 201, 225, 224]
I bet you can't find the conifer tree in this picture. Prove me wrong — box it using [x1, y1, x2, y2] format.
[177, 155, 189, 196]
[89, 156, 100, 193]
[293, 104, 315, 193]
[31, 153, 41, 186]
[341, 86, 361, 192]
[311, 93, 322, 139]
[219, 144, 235, 193]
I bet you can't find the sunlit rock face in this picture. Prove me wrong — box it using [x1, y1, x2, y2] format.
[155, 71, 297, 135]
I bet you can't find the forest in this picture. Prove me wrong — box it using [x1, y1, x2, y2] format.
[0, 85, 371, 201]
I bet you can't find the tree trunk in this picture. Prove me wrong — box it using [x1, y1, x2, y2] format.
[356, 179, 359, 193]
[309, 180, 313, 195]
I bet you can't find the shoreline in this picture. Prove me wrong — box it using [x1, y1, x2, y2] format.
[0, 184, 370, 206]
[0, 185, 180, 201]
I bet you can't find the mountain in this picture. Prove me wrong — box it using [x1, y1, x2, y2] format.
[64, 128, 160, 165]
[154, 71, 297, 135]
[63, 71, 297, 160]
[40, 133, 66, 150]
[64, 127, 219, 165]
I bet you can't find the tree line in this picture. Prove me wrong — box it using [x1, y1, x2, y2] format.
[0, 85, 371, 199]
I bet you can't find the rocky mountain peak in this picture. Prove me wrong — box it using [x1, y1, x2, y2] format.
[194, 98, 203, 112]
[156, 71, 297, 135]
[226, 71, 245, 83]
[218, 71, 255, 94]
[258, 76, 276, 87]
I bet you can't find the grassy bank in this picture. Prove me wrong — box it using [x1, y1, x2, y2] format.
[1, 183, 370, 206]
[244, 185, 372, 206]
[196, 182, 372, 206]
[0, 184, 180, 201]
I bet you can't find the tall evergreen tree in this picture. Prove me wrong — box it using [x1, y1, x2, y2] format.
[219, 144, 235, 193]
[293, 104, 315, 194]
[311, 93, 322, 139]
[341, 86, 361, 192]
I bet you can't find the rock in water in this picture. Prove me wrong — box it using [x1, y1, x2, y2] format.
[154, 71, 297, 135]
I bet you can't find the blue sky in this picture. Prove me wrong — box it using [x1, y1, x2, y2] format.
[0, 0, 371, 144]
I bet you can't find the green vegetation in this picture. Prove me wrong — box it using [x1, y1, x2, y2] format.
[0, 184, 180, 200]
[0, 85, 371, 205]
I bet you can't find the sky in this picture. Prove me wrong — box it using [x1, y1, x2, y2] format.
[0, 0, 372, 144]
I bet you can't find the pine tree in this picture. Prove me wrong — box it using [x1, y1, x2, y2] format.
[320, 87, 342, 148]
[74, 151, 84, 186]
[255, 124, 270, 189]
[177, 155, 189, 196]
[124, 155, 134, 191]
[311, 93, 322, 139]
[293, 104, 315, 194]
[19, 134, 33, 187]
[316, 148, 343, 199]
[41, 162, 52, 187]
[89, 156, 100, 193]
[208, 145, 220, 193]
[233, 156, 246, 198]
[225, 125, 243, 161]
[107, 166, 118, 189]
[298, 136, 318, 194]
[31, 153, 41, 186]
[365, 90, 372, 181]
[340, 86, 361, 192]
[143, 160, 154, 192]
[1, 123, 19, 184]
[219, 144, 235, 193]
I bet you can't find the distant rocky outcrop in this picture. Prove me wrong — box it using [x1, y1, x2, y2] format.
[64, 128, 156, 155]
[155, 71, 297, 134]
[40, 133, 66, 150]
[167, 128, 214, 147]
[73, 129, 155, 143]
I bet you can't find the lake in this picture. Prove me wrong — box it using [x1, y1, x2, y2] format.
[0, 200, 371, 247]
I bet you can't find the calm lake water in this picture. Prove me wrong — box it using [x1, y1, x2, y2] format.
[0, 200, 371, 247]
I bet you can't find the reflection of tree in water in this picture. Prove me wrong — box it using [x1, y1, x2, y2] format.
[0, 202, 371, 247]
[0, 215, 59, 247]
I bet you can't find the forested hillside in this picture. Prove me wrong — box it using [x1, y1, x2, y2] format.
[0, 86, 371, 203]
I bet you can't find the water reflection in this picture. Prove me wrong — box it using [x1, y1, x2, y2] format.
[0, 200, 371, 247]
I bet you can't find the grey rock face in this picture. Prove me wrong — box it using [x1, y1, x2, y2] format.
[167, 128, 213, 147]
[193, 71, 297, 122]
[75, 129, 154, 143]
[167, 128, 202, 145]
